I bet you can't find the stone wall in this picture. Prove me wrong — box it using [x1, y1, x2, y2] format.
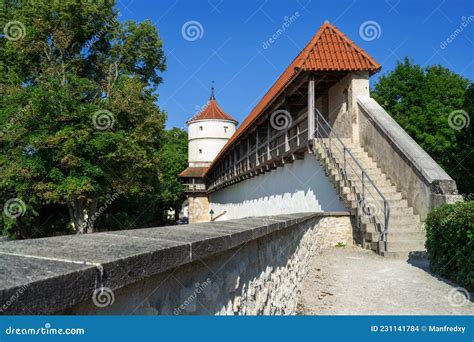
[357, 97, 461, 220]
[327, 72, 370, 141]
[69, 214, 352, 315]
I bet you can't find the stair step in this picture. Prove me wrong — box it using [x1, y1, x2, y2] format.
[372, 240, 426, 252]
[380, 251, 427, 259]
[362, 223, 422, 235]
[346, 178, 394, 189]
[361, 214, 420, 226]
[345, 191, 403, 201]
[355, 198, 409, 208]
[344, 169, 387, 180]
[349, 184, 399, 195]
[365, 231, 425, 241]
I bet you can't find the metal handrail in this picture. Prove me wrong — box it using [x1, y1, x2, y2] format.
[314, 108, 390, 252]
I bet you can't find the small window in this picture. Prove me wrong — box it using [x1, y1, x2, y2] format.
[199, 126, 203, 131]
[224, 126, 228, 133]
[199, 149, 202, 154]
[343, 88, 349, 112]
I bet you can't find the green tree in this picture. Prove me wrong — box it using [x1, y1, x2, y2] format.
[160, 128, 188, 221]
[372, 58, 472, 194]
[456, 83, 474, 194]
[0, 0, 171, 237]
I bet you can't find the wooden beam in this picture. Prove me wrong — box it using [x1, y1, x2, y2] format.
[308, 75, 315, 140]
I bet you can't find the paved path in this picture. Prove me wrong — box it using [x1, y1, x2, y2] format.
[298, 246, 474, 315]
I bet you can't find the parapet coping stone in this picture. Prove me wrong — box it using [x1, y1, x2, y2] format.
[357, 96, 456, 191]
[0, 212, 349, 314]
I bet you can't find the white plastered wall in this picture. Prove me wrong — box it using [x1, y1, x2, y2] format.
[209, 154, 347, 219]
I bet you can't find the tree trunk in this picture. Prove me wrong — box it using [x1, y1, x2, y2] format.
[14, 217, 29, 239]
[67, 198, 103, 234]
[87, 198, 98, 233]
[174, 205, 180, 221]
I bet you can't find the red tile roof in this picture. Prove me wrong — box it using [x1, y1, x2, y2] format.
[178, 166, 209, 178]
[188, 99, 237, 123]
[206, 22, 381, 175]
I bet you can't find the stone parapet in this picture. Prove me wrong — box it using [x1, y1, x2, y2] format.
[0, 212, 351, 315]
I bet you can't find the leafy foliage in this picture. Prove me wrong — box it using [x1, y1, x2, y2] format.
[0, 0, 186, 237]
[372, 58, 473, 194]
[425, 201, 474, 291]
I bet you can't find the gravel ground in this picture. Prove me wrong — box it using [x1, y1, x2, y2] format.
[298, 245, 474, 315]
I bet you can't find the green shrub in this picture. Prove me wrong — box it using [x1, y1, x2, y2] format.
[425, 201, 474, 291]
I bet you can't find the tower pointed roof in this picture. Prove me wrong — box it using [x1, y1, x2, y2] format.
[188, 85, 237, 123]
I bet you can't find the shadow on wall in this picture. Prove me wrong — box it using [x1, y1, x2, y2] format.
[209, 154, 347, 219]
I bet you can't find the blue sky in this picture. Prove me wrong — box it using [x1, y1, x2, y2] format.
[116, 0, 474, 129]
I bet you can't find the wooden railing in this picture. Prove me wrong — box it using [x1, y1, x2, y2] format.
[183, 183, 206, 192]
[207, 111, 309, 191]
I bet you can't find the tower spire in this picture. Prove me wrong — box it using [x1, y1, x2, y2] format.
[210, 81, 216, 101]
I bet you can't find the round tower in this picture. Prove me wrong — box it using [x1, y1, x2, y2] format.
[187, 86, 238, 167]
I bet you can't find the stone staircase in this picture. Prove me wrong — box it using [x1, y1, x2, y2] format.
[313, 138, 426, 258]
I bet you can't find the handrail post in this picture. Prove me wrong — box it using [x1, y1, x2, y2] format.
[316, 107, 319, 138]
[362, 171, 365, 200]
[308, 75, 315, 140]
[343, 146, 346, 179]
[384, 200, 388, 241]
